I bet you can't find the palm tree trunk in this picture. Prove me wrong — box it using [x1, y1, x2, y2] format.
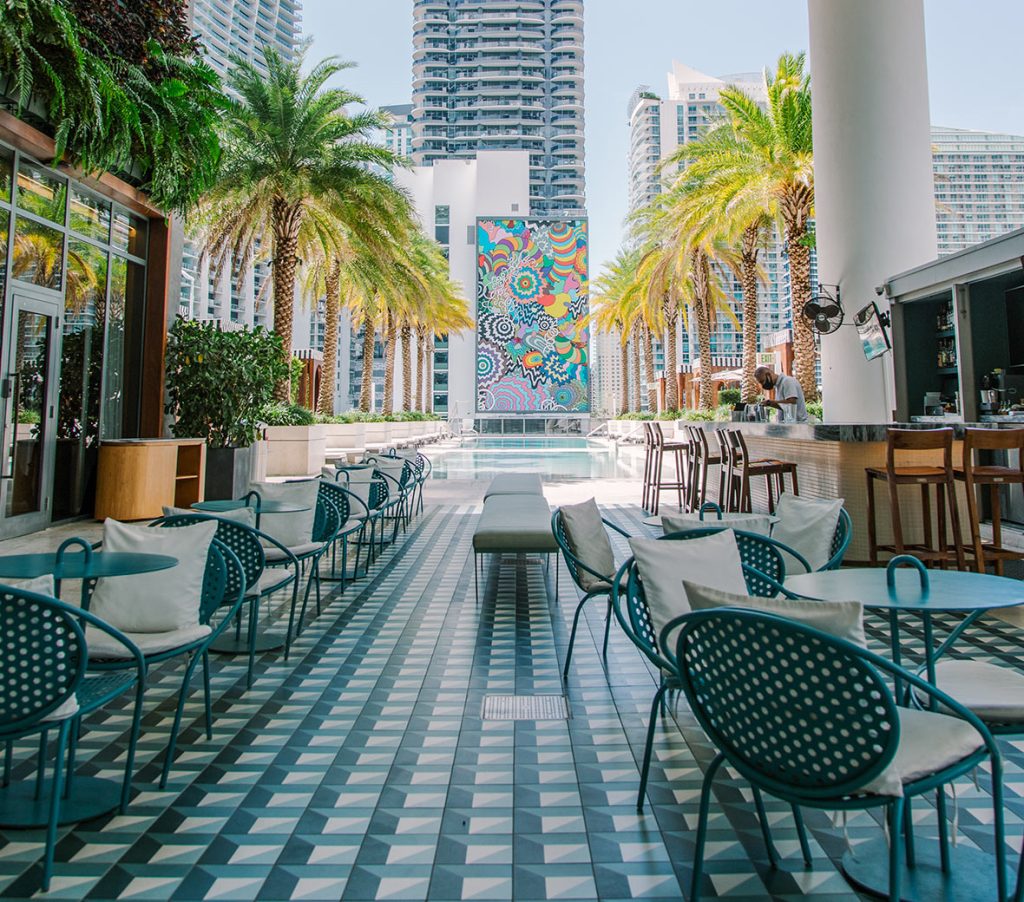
[782, 188, 818, 401]
[415, 325, 427, 411]
[618, 332, 629, 417]
[740, 224, 761, 404]
[401, 324, 413, 412]
[641, 324, 657, 412]
[271, 197, 303, 402]
[359, 320, 375, 413]
[630, 328, 642, 413]
[426, 335, 435, 414]
[692, 251, 716, 410]
[316, 259, 341, 416]
[664, 301, 679, 411]
[382, 311, 396, 417]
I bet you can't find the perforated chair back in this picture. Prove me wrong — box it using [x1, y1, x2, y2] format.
[825, 508, 853, 571]
[368, 474, 390, 512]
[318, 480, 351, 522]
[313, 496, 341, 544]
[0, 587, 87, 735]
[551, 508, 622, 593]
[671, 608, 901, 800]
[199, 539, 234, 623]
[155, 514, 265, 599]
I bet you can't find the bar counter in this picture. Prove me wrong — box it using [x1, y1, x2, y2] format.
[691, 420, 1023, 564]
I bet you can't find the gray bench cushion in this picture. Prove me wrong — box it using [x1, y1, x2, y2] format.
[474, 495, 558, 553]
[483, 474, 544, 499]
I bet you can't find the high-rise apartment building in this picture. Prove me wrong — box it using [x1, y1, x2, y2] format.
[187, 0, 302, 79]
[932, 127, 1024, 254]
[380, 104, 416, 160]
[410, 0, 585, 216]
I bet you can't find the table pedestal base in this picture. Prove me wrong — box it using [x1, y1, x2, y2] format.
[210, 632, 285, 654]
[843, 836, 1006, 901]
[0, 776, 120, 828]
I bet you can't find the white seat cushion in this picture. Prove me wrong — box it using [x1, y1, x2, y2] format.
[929, 660, 1024, 723]
[559, 499, 616, 592]
[683, 582, 866, 647]
[89, 519, 217, 633]
[250, 480, 319, 549]
[265, 541, 322, 562]
[628, 531, 748, 654]
[661, 512, 772, 536]
[87, 623, 212, 658]
[771, 494, 844, 573]
[163, 504, 257, 528]
[246, 568, 293, 597]
[45, 696, 80, 722]
[855, 707, 983, 797]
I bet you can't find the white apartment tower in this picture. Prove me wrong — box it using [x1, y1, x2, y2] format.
[188, 0, 302, 79]
[411, 0, 585, 216]
[932, 127, 1024, 254]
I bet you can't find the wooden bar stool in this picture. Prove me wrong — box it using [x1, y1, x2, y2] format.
[865, 427, 965, 569]
[727, 430, 799, 514]
[715, 428, 740, 511]
[686, 425, 724, 511]
[641, 422, 655, 511]
[648, 422, 689, 515]
[955, 427, 1024, 575]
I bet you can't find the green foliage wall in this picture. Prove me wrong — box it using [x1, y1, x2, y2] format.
[165, 318, 288, 448]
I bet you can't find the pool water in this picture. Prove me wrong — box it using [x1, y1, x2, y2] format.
[429, 437, 641, 480]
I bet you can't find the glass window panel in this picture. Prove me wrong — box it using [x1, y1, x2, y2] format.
[435, 204, 450, 225]
[5, 309, 51, 517]
[0, 146, 12, 203]
[16, 160, 67, 224]
[0, 209, 8, 296]
[69, 188, 111, 243]
[102, 255, 146, 439]
[112, 211, 148, 258]
[12, 215, 64, 291]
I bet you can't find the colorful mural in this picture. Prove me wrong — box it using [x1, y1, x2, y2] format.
[476, 218, 590, 413]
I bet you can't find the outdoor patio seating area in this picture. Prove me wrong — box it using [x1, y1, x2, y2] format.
[3, 452, 1024, 900]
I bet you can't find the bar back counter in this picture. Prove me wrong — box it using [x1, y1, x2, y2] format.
[694, 420, 1024, 564]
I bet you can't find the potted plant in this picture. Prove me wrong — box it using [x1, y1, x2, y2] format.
[165, 318, 288, 499]
[260, 402, 328, 476]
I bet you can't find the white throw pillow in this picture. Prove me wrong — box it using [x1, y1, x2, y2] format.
[250, 480, 319, 549]
[628, 531, 747, 654]
[559, 499, 616, 591]
[5, 574, 56, 595]
[89, 519, 217, 633]
[682, 582, 866, 647]
[661, 512, 772, 537]
[162, 505, 256, 529]
[771, 493, 844, 573]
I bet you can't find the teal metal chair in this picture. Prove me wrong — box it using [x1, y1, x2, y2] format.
[289, 494, 343, 637]
[0, 582, 146, 890]
[154, 514, 298, 687]
[87, 537, 245, 788]
[665, 608, 1007, 902]
[551, 508, 631, 678]
[386, 449, 431, 516]
[318, 479, 372, 586]
[612, 527, 801, 810]
[366, 455, 416, 536]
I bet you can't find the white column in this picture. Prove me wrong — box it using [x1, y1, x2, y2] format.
[808, 0, 937, 422]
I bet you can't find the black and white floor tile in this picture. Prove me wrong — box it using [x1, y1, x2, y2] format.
[0, 502, 1020, 900]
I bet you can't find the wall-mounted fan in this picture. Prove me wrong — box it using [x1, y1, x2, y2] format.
[802, 286, 843, 335]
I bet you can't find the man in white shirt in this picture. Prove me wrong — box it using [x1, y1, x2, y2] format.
[754, 366, 809, 423]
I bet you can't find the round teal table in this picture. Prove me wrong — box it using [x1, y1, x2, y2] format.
[0, 539, 177, 828]
[786, 557, 1022, 901]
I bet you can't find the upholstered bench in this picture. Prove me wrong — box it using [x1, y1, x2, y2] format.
[473, 492, 557, 601]
[483, 474, 545, 499]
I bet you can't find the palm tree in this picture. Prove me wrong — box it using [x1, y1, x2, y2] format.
[592, 257, 641, 415]
[663, 52, 816, 399]
[190, 46, 409, 400]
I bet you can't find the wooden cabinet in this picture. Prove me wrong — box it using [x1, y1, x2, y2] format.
[95, 439, 206, 520]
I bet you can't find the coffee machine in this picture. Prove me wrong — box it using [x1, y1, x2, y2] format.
[997, 370, 1024, 411]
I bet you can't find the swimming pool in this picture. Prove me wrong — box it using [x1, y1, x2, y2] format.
[429, 437, 641, 480]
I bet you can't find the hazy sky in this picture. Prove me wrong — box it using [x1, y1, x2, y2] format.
[302, 0, 1024, 277]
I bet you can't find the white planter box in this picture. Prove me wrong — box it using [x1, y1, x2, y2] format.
[364, 422, 391, 446]
[264, 424, 327, 477]
[324, 422, 365, 449]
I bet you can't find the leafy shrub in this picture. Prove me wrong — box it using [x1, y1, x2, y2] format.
[616, 411, 654, 421]
[655, 409, 682, 421]
[717, 388, 742, 407]
[260, 402, 315, 427]
[807, 400, 824, 421]
[165, 317, 287, 447]
[680, 408, 717, 422]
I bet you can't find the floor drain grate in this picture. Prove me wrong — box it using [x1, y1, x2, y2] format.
[481, 695, 570, 721]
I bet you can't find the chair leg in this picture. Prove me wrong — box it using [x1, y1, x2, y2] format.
[160, 655, 202, 789]
[42, 721, 71, 891]
[888, 798, 905, 902]
[935, 784, 951, 872]
[990, 756, 1008, 902]
[637, 682, 669, 811]
[120, 681, 145, 813]
[202, 652, 213, 741]
[946, 477, 966, 571]
[563, 592, 596, 679]
[902, 795, 915, 868]
[283, 576, 300, 661]
[246, 597, 259, 689]
[866, 472, 879, 565]
[689, 753, 726, 902]
[792, 804, 813, 867]
[3, 740, 12, 787]
[752, 787, 779, 869]
[602, 597, 612, 659]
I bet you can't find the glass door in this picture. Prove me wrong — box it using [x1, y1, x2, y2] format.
[0, 292, 60, 536]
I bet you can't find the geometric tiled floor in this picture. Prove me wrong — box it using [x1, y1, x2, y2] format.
[1, 502, 1021, 899]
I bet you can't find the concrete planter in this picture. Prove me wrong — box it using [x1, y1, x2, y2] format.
[363, 422, 391, 447]
[324, 422, 366, 449]
[265, 424, 327, 477]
